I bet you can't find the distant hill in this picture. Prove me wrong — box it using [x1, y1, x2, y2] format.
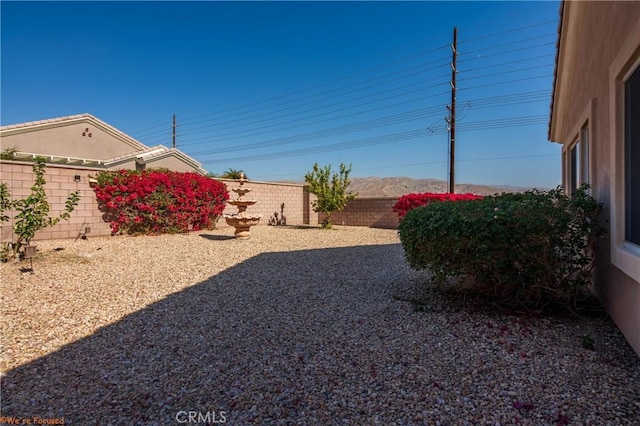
[277, 176, 537, 197]
[348, 177, 534, 197]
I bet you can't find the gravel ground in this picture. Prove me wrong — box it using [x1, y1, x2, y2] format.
[1, 225, 639, 425]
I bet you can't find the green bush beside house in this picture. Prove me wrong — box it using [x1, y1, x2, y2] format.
[398, 185, 604, 310]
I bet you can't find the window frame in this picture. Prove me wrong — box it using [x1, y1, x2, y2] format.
[569, 137, 580, 194]
[609, 20, 640, 282]
[563, 99, 594, 197]
[624, 64, 640, 246]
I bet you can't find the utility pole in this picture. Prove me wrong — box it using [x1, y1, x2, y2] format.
[172, 114, 176, 148]
[448, 27, 458, 194]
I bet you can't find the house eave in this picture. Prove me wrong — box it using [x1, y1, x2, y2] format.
[2, 151, 105, 168]
[548, 1, 565, 144]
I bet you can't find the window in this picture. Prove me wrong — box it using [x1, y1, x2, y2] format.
[580, 123, 590, 188]
[625, 65, 640, 246]
[568, 122, 589, 195]
[569, 140, 580, 194]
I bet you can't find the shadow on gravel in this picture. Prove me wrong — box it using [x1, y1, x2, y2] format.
[281, 224, 321, 230]
[198, 233, 235, 241]
[3, 243, 640, 425]
[0, 243, 408, 423]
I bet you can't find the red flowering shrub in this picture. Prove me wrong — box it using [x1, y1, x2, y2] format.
[393, 192, 483, 219]
[93, 169, 229, 235]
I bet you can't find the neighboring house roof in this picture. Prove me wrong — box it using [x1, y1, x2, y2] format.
[0, 113, 207, 175]
[0, 113, 147, 152]
[104, 145, 208, 174]
[548, 1, 565, 143]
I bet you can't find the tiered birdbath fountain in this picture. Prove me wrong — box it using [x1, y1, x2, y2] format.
[224, 173, 262, 239]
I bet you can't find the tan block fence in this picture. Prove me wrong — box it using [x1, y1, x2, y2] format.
[318, 197, 400, 229]
[1, 161, 401, 242]
[1, 161, 112, 242]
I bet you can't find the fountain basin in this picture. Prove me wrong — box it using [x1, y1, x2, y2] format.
[224, 214, 262, 239]
[228, 200, 257, 206]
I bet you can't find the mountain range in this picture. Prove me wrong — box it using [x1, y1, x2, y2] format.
[280, 176, 540, 197]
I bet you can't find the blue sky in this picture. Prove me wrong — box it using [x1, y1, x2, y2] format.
[1, 1, 561, 188]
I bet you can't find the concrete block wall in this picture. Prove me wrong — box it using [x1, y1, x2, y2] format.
[0, 163, 320, 242]
[2, 162, 402, 242]
[1, 161, 112, 242]
[319, 197, 400, 229]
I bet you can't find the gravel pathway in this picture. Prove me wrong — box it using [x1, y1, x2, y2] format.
[1, 226, 639, 425]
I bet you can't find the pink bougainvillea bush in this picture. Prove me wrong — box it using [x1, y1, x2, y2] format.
[392, 192, 483, 219]
[93, 169, 229, 235]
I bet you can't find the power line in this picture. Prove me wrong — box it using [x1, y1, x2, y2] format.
[457, 63, 554, 83]
[125, 20, 559, 179]
[177, 45, 451, 124]
[457, 42, 555, 64]
[459, 89, 551, 106]
[179, 88, 450, 145]
[185, 90, 550, 156]
[175, 52, 551, 146]
[131, 20, 554, 133]
[189, 106, 446, 155]
[180, 59, 451, 129]
[254, 153, 558, 180]
[150, 88, 550, 153]
[457, 74, 550, 92]
[135, 53, 547, 144]
[458, 19, 557, 44]
[458, 33, 556, 56]
[200, 129, 434, 165]
[127, 119, 172, 135]
[197, 115, 548, 165]
[180, 68, 552, 147]
[457, 54, 553, 73]
[180, 90, 550, 152]
[178, 71, 451, 138]
[134, 128, 173, 140]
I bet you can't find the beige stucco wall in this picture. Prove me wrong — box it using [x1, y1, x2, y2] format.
[550, 1, 640, 355]
[107, 159, 138, 171]
[1, 121, 143, 161]
[142, 156, 200, 173]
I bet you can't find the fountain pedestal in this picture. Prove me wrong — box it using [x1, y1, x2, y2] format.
[223, 174, 262, 239]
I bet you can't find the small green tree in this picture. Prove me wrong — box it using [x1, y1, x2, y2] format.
[304, 162, 357, 229]
[0, 182, 13, 261]
[0, 182, 12, 225]
[11, 157, 80, 255]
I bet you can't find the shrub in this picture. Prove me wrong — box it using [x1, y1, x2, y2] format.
[393, 192, 482, 219]
[93, 169, 228, 235]
[398, 185, 604, 309]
